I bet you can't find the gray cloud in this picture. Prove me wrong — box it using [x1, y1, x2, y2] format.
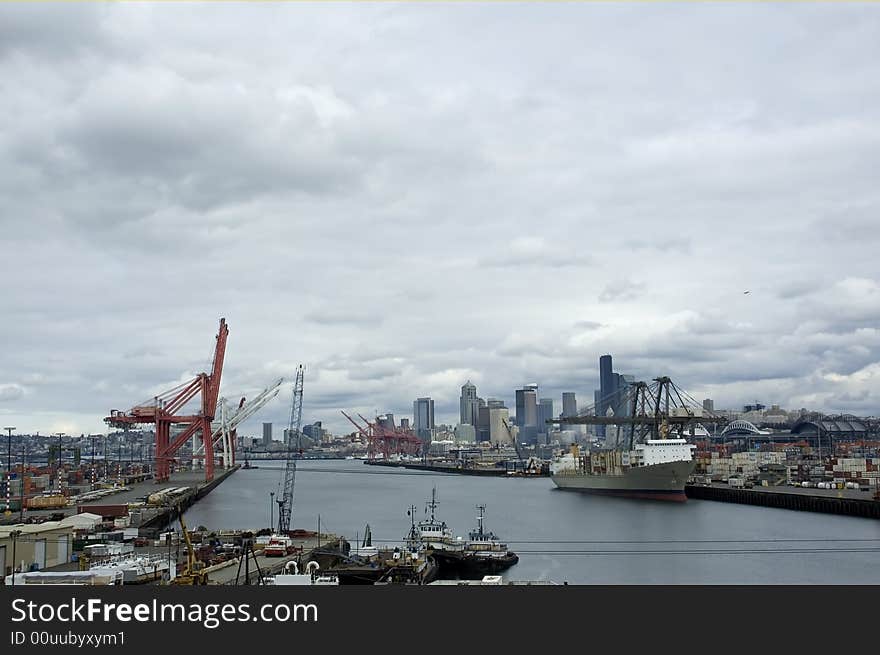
[598, 279, 646, 303]
[1, 3, 879, 435]
[0, 384, 25, 402]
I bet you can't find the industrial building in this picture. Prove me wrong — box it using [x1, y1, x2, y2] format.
[1, 521, 76, 578]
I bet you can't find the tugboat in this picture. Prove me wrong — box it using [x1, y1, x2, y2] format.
[459, 505, 519, 576]
[306, 519, 438, 585]
[427, 503, 519, 579]
[409, 488, 518, 579]
[411, 488, 465, 554]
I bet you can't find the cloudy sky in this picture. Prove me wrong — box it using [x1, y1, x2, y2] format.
[1, 3, 879, 437]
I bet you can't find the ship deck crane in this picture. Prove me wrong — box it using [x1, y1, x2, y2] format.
[276, 366, 304, 534]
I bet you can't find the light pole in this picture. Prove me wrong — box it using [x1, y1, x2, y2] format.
[19, 441, 27, 522]
[54, 432, 65, 492]
[269, 492, 275, 534]
[4, 427, 14, 515]
[89, 434, 96, 488]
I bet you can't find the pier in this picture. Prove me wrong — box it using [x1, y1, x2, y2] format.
[685, 483, 880, 519]
[364, 459, 550, 477]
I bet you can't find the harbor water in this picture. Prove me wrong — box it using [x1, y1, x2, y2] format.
[184, 459, 880, 584]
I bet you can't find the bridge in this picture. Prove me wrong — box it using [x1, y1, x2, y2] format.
[720, 420, 770, 438]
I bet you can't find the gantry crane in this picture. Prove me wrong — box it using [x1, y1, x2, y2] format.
[276, 366, 304, 534]
[105, 318, 229, 482]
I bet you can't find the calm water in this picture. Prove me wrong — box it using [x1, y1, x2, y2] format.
[184, 460, 880, 584]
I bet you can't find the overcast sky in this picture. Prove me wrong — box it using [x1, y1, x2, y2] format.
[1, 3, 879, 437]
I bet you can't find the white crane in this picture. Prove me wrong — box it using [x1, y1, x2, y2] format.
[191, 377, 285, 470]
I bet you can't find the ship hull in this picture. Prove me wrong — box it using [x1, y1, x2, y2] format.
[551, 459, 696, 502]
[431, 550, 519, 579]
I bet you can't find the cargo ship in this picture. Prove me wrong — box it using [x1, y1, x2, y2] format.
[550, 438, 697, 501]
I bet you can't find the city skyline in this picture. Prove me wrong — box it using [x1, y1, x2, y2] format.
[2, 4, 880, 437]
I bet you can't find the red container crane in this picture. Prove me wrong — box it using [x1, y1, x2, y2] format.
[105, 318, 229, 482]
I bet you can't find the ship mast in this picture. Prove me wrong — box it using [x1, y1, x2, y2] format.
[475, 504, 485, 538]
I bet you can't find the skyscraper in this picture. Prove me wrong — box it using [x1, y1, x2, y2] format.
[537, 398, 555, 443]
[702, 399, 714, 413]
[413, 397, 435, 445]
[562, 392, 577, 419]
[459, 381, 479, 428]
[615, 374, 635, 418]
[477, 405, 491, 443]
[489, 406, 512, 445]
[262, 422, 272, 447]
[515, 384, 538, 444]
[377, 414, 396, 432]
[597, 355, 615, 438]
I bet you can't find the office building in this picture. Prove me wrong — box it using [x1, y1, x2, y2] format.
[489, 406, 512, 445]
[377, 414, 396, 432]
[460, 381, 480, 428]
[562, 392, 577, 419]
[413, 397, 435, 445]
[537, 398, 555, 443]
[561, 392, 577, 431]
[400, 418, 410, 431]
[597, 355, 614, 438]
[515, 384, 538, 444]
[702, 399, 714, 413]
[262, 422, 272, 447]
[477, 406, 490, 443]
[454, 423, 476, 443]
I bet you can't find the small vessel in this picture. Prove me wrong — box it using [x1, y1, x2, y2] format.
[306, 522, 438, 585]
[355, 524, 379, 558]
[409, 488, 464, 554]
[551, 438, 697, 501]
[429, 504, 519, 578]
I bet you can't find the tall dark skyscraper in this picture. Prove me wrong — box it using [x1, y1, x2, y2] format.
[562, 392, 577, 418]
[597, 354, 615, 438]
[515, 385, 538, 444]
[561, 392, 577, 432]
[413, 397, 435, 445]
[537, 398, 554, 442]
[477, 405, 490, 442]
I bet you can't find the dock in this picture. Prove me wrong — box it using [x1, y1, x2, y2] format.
[686, 483, 880, 519]
[205, 533, 341, 585]
[364, 460, 549, 477]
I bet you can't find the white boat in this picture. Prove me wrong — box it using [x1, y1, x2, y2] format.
[90, 555, 176, 584]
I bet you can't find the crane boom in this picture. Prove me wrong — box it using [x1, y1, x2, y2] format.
[501, 418, 524, 462]
[277, 365, 304, 534]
